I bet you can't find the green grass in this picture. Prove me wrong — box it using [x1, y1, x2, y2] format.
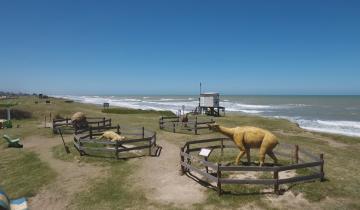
[0, 102, 18, 108]
[0, 148, 56, 198]
[67, 160, 178, 210]
[102, 107, 175, 116]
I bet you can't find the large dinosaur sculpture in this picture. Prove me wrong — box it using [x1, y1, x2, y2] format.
[209, 124, 279, 166]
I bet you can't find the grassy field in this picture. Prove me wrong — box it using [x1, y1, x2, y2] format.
[1, 96, 360, 209]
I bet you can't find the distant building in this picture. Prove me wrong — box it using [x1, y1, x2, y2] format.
[197, 92, 225, 117]
[200, 92, 220, 107]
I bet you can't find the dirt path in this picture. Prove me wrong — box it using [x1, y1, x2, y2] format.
[133, 137, 206, 208]
[24, 135, 108, 210]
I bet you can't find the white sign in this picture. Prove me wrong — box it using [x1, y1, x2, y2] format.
[199, 148, 212, 157]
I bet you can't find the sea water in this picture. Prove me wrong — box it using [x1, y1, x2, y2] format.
[54, 95, 360, 137]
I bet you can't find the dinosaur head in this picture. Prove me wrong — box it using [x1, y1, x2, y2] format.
[208, 123, 220, 131]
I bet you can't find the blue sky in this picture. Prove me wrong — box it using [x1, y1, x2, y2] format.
[0, 0, 359, 95]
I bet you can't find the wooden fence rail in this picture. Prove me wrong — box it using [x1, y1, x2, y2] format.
[159, 116, 215, 135]
[52, 117, 112, 134]
[180, 138, 325, 196]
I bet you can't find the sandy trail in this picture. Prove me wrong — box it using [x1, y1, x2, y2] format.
[24, 135, 107, 210]
[133, 137, 206, 208]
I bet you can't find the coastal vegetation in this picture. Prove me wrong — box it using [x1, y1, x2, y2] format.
[0, 96, 359, 209]
[102, 107, 175, 116]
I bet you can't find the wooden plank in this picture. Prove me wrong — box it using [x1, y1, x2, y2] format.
[118, 145, 150, 152]
[186, 138, 226, 145]
[278, 161, 322, 171]
[278, 173, 322, 184]
[220, 178, 276, 185]
[81, 146, 115, 152]
[219, 165, 277, 172]
[180, 162, 218, 182]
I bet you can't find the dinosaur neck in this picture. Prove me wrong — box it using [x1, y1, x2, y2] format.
[217, 126, 235, 137]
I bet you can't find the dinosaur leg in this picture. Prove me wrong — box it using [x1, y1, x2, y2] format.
[259, 147, 267, 167]
[235, 150, 246, 165]
[246, 148, 251, 164]
[267, 151, 278, 164]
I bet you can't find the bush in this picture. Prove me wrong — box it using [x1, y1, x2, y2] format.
[4, 120, 12, 128]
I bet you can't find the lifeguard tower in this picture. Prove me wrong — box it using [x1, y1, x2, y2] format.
[197, 92, 225, 117]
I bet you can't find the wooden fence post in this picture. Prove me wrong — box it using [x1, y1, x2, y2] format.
[173, 122, 176, 133]
[320, 153, 325, 181]
[103, 117, 105, 127]
[160, 117, 163, 129]
[180, 147, 185, 175]
[115, 141, 119, 159]
[44, 116, 46, 128]
[186, 144, 190, 164]
[217, 163, 222, 196]
[274, 169, 279, 194]
[109, 118, 112, 126]
[195, 117, 198, 135]
[89, 126, 93, 139]
[221, 138, 224, 156]
[117, 124, 120, 134]
[295, 145, 299, 164]
[142, 127, 145, 139]
[205, 157, 209, 173]
[154, 132, 157, 146]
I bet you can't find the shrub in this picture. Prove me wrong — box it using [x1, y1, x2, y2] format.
[4, 120, 12, 128]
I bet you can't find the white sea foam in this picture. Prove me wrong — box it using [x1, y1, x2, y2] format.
[273, 116, 360, 137]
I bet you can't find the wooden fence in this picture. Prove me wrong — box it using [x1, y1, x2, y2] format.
[159, 116, 215, 135]
[52, 117, 112, 134]
[73, 125, 158, 159]
[180, 138, 324, 195]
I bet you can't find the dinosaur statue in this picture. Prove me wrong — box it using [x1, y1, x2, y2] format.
[71, 112, 89, 131]
[99, 130, 127, 142]
[208, 124, 279, 166]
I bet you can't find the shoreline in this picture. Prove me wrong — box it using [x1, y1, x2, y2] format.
[52, 95, 360, 138]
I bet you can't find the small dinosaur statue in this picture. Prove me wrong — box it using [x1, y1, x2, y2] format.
[208, 124, 279, 166]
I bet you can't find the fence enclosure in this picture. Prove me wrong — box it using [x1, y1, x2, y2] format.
[73, 125, 158, 159]
[180, 138, 324, 195]
[159, 116, 215, 135]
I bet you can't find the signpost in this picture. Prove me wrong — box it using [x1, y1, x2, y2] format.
[199, 148, 213, 173]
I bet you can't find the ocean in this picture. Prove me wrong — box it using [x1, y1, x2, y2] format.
[54, 95, 360, 137]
